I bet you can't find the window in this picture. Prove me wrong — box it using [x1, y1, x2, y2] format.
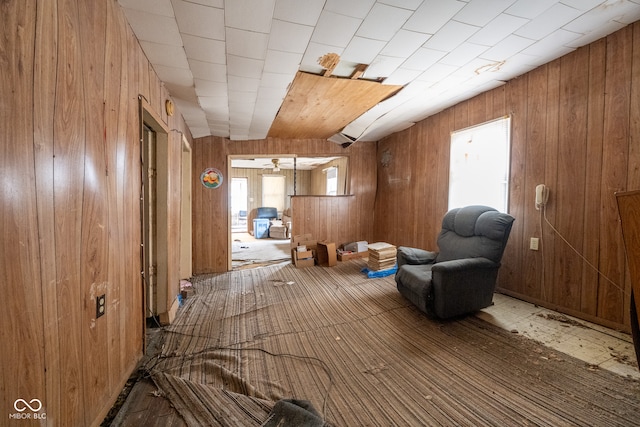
[262, 174, 286, 213]
[448, 117, 511, 212]
[326, 166, 338, 196]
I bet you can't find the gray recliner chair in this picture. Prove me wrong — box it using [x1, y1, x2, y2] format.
[395, 205, 515, 319]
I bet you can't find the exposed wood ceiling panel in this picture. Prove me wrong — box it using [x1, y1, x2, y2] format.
[267, 72, 403, 139]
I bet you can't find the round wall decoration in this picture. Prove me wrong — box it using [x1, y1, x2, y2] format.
[201, 167, 223, 189]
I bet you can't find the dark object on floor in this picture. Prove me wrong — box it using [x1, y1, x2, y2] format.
[395, 205, 514, 319]
[262, 399, 328, 427]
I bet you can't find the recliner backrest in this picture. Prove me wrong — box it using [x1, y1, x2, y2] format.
[435, 205, 515, 264]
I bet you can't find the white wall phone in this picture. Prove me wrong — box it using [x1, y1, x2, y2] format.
[535, 184, 549, 210]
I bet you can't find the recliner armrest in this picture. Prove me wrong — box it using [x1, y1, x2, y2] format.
[431, 257, 498, 272]
[397, 246, 438, 267]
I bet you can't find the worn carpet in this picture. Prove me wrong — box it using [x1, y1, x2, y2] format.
[148, 259, 640, 426]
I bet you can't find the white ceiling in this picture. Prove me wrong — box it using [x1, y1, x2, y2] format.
[118, 0, 640, 142]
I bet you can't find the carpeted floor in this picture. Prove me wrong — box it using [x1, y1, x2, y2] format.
[145, 260, 640, 426]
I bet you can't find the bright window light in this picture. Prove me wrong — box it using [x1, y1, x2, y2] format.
[448, 116, 511, 213]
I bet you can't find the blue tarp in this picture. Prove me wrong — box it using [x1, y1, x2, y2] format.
[361, 265, 398, 278]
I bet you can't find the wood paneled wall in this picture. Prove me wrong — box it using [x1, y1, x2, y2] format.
[193, 138, 377, 273]
[374, 23, 640, 331]
[1, 1, 191, 425]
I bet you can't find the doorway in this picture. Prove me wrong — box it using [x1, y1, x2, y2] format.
[141, 104, 169, 325]
[231, 177, 248, 233]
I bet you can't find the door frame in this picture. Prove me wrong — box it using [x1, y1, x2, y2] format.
[140, 98, 170, 323]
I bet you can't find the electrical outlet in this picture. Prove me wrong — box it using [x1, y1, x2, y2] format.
[530, 237, 539, 251]
[96, 294, 106, 318]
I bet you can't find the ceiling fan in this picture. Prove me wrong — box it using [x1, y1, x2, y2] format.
[262, 158, 281, 172]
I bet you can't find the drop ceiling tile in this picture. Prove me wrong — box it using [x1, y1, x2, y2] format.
[226, 28, 269, 60]
[380, 30, 431, 57]
[173, 0, 224, 39]
[402, 47, 447, 70]
[564, 1, 640, 33]
[378, 0, 424, 10]
[365, 55, 405, 78]
[311, 11, 362, 47]
[189, 60, 227, 82]
[186, 0, 224, 8]
[201, 105, 229, 119]
[199, 96, 229, 110]
[173, 98, 207, 116]
[560, 0, 603, 11]
[194, 79, 227, 96]
[260, 72, 296, 88]
[120, 0, 174, 17]
[268, 20, 314, 53]
[153, 65, 193, 87]
[163, 83, 198, 103]
[357, 4, 413, 41]
[504, 0, 557, 19]
[439, 42, 489, 67]
[454, 0, 516, 26]
[423, 20, 481, 51]
[225, 0, 275, 32]
[140, 41, 190, 68]
[342, 37, 387, 64]
[256, 86, 288, 101]
[264, 50, 303, 74]
[565, 21, 625, 48]
[325, 0, 376, 18]
[404, 0, 467, 33]
[416, 62, 459, 83]
[514, 3, 583, 40]
[300, 42, 344, 74]
[479, 34, 535, 61]
[228, 75, 261, 93]
[183, 35, 226, 64]
[383, 67, 423, 85]
[522, 28, 582, 56]
[274, 0, 324, 25]
[121, 9, 182, 45]
[227, 55, 264, 79]
[469, 14, 529, 46]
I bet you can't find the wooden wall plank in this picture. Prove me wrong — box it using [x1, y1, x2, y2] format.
[54, 0, 87, 423]
[1, 0, 46, 420]
[554, 48, 589, 311]
[78, 0, 111, 420]
[503, 76, 527, 295]
[598, 27, 632, 324]
[582, 39, 606, 316]
[33, 0, 61, 421]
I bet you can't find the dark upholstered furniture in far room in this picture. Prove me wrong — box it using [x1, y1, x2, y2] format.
[395, 205, 515, 319]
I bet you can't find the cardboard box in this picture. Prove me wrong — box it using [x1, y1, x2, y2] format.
[316, 242, 337, 267]
[337, 250, 367, 262]
[291, 248, 315, 268]
[344, 241, 368, 253]
[291, 234, 317, 262]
